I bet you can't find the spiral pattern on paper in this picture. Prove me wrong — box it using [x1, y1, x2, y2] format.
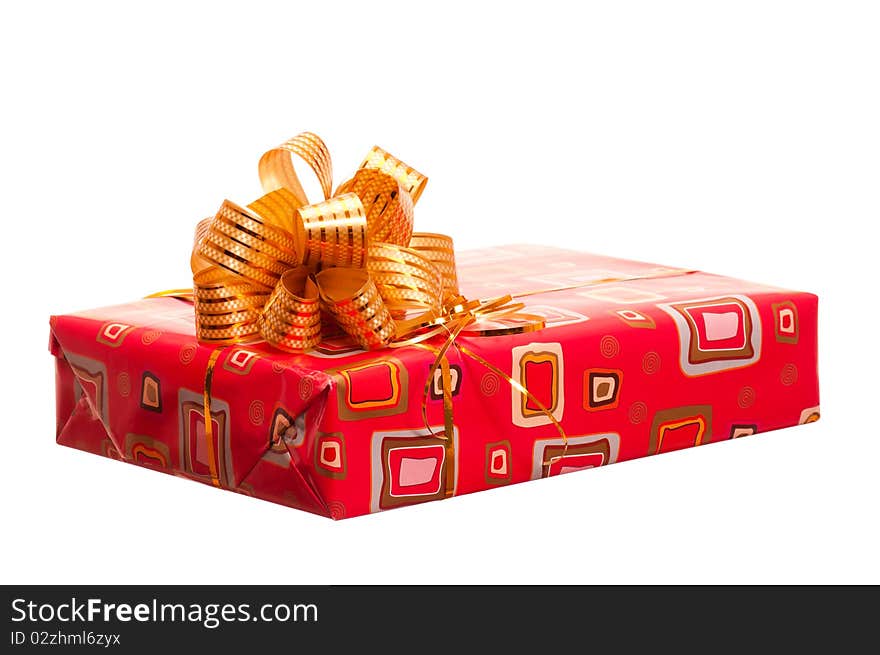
[328, 501, 347, 520]
[642, 351, 661, 375]
[179, 343, 197, 365]
[780, 363, 798, 386]
[480, 372, 500, 397]
[141, 329, 162, 345]
[299, 377, 314, 401]
[248, 399, 266, 426]
[628, 401, 648, 425]
[600, 335, 620, 359]
[117, 372, 131, 397]
[738, 386, 756, 409]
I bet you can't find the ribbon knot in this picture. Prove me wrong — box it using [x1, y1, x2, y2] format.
[162, 132, 699, 475]
[191, 132, 538, 355]
[186, 132, 566, 452]
[191, 132, 465, 352]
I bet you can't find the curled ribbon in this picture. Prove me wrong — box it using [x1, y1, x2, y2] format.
[191, 132, 546, 355]
[181, 132, 571, 479]
[145, 133, 697, 494]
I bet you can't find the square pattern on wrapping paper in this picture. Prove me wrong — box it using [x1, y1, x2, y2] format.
[511, 342, 565, 428]
[531, 433, 620, 480]
[584, 368, 623, 411]
[485, 440, 512, 485]
[649, 405, 714, 455]
[178, 388, 234, 487]
[370, 426, 459, 512]
[334, 356, 409, 420]
[658, 295, 762, 376]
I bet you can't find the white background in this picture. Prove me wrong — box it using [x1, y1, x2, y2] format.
[1, 1, 877, 584]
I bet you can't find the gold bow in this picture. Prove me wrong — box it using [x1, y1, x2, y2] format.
[157, 134, 700, 488]
[180, 132, 570, 467]
[190, 132, 538, 353]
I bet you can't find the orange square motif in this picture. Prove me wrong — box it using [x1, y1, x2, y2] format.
[584, 368, 622, 411]
[511, 342, 565, 428]
[649, 406, 713, 455]
[335, 357, 409, 420]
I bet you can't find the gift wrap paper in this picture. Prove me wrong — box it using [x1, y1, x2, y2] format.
[49, 245, 819, 519]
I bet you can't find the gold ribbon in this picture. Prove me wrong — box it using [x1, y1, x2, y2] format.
[202, 347, 226, 488]
[180, 131, 699, 492]
[141, 134, 703, 497]
[190, 132, 539, 356]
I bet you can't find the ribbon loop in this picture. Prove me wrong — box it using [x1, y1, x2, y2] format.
[409, 232, 459, 300]
[193, 267, 269, 343]
[359, 145, 428, 205]
[258, 132, 333, 204]
[247, 187, 304, 236]
[315, 268, 396, 349]
[335, 168, 414, 246]
[367, 242, 442, 314]
[298, 192, 368, 270]
[197, 200, 299, 288]
[258, 268, 321, 352]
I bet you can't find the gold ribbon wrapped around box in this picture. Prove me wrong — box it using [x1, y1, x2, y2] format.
[136, 132, 708, 481]
[190, 131, 544, 356]
[194, 133, 432, 349]
[177, 131, 571, 463]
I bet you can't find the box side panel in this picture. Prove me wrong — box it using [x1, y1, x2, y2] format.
[308, 284, 820, 518]
[49, 249, 821, 520]
[50, 311, 336, 518]
[54, 346, 80, 440]
[302, 345, 448, 519]
[444, 285, 821, 502]
[238, 378, 343, 518]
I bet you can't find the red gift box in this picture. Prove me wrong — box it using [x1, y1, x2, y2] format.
[49, 244, 819, 519]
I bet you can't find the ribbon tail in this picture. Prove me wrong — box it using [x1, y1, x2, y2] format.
[439, 355, 456, 499]
[457, 344, 568, 465]
[202, 347, 227, 488]
[145, 288, 194, 301]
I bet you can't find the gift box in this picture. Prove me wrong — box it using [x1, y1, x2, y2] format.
[49, 132, 819, 519]
[50, 244, 819, 520]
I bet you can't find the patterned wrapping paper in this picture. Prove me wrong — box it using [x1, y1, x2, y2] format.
[49, 245, 819, 520]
